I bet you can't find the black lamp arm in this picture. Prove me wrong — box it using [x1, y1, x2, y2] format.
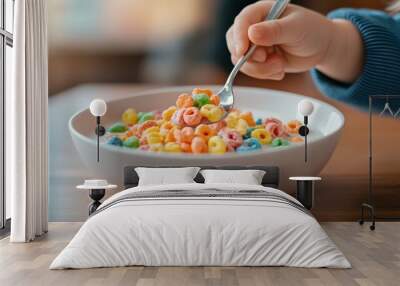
[95, 117, 106, 137]
[94, 116, 106, 162]
[303, 115, 308, 125]
[298, 116, 309, 163]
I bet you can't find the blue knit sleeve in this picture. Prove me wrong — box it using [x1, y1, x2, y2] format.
[311, 9, 400, 110]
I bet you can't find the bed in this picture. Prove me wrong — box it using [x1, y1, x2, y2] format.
[50, 166, 350, 269]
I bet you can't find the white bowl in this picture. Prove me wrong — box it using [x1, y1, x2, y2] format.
[69, 85, 344, 190]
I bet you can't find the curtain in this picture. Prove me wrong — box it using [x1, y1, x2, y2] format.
[8, 0, 49, 242]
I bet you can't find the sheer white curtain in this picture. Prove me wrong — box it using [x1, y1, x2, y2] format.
[8, 0, 48, 242]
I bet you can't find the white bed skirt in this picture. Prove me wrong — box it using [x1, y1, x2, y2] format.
[50, 183, 351, 269]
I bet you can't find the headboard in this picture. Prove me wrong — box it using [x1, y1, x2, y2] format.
[123, 166, 280, 189]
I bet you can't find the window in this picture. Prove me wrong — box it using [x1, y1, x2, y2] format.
[1, 0, 14, 232]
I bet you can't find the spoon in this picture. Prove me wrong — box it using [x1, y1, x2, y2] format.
[211, 0, 290, 123]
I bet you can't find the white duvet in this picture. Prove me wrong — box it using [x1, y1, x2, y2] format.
[50, 183, 350, 269]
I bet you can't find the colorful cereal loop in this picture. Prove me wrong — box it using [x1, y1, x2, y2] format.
[164, 142, 182, 153]
[192, 88, 213, 97]
[176, 93, 194, 109]
[286, 120, 302, 134]
[162, 106, 177, 121]
[195, 124, 216, 141]
[208, 136, 227, 154]
[240, 112, 256, 127]
[183, 107, 202, 126]
[251, 129, 272, 145]
[191, 136, 208, 154]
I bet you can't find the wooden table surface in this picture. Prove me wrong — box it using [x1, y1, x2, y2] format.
[49, 72, 400, 221]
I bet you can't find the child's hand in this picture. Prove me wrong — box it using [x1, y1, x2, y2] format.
[226, 0, 363, 83]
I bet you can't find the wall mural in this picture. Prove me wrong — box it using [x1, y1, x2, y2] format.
[48, 0, 400, 223]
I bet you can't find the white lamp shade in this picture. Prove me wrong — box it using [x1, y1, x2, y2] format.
[298, 100, 314, 116]
[90, 99, 107, 117]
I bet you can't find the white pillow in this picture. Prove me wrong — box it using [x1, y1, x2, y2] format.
[200, 169, 266, 185]
[135, 167, 200, 186]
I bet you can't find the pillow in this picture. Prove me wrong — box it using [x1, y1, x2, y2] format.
[135, 167, 200, 186]
[200, 169, 266, 185]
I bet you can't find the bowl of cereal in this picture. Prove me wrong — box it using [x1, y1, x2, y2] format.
[69, 85, 344, 190]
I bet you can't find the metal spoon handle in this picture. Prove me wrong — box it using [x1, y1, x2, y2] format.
[225, 0, 290, 87]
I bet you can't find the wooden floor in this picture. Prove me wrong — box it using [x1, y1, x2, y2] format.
[0, 222, 399, 286]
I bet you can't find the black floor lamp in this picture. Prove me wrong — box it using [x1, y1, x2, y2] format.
[359, 95, 400, 230]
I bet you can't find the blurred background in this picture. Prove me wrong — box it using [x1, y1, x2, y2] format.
[47, 0, 387, 96]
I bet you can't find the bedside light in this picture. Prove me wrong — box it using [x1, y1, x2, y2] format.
[90, 99, 107, 117]
[298, 100, 314, 162]
[90, 99, 107, 162]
